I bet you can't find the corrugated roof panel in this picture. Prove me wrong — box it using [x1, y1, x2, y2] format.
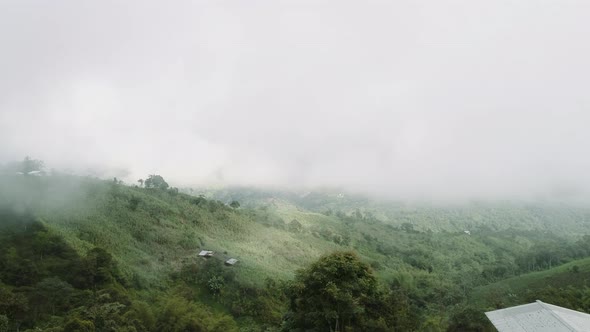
[485, 301, 590, 332]
[541, 302, 590, 332]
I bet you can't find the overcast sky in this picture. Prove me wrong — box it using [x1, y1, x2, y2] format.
[1, 1, 589, 200]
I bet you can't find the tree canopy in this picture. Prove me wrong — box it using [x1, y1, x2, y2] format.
[285, 251, 392, 332]
[21, 156, 44, 174]
[144, 174, 169, 190]
[1, 156, 44, 174]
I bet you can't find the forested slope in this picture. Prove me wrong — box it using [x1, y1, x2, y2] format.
[2, 175, 590, 331]
[471, 256, 590, 308]
[207, 187, 590, 234]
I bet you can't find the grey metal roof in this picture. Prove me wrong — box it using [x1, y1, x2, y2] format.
[225, 258, 238, 265]
[485, 300, 590, 332]
[198, 250, 213, 257]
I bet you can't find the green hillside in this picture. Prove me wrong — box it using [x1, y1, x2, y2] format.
[205, 187, 590, 234]
[3, 174, 590, 331]
[0, 175, 340, 286]
[471, 256, 590, 309]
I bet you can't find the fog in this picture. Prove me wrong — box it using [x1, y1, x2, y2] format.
[1, 1, 590, 201]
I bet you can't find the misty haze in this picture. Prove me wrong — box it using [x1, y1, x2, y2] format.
[1, 1, 590, 332]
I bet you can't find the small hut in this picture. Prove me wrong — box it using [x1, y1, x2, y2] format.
[225, 258, 238, 266]
[198, 250, 214, 258]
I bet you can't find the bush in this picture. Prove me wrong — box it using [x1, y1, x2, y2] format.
[0, 315, 8, 332]
[128, 196, 141, 211]
[63, 317, 95, 332]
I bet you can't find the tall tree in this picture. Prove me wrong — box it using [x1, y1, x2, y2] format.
[19, 156, 44, 174]
[285, 251, 389, 332]
[144, 175, 169, 190]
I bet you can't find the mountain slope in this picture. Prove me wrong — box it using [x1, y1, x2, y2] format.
[205, 187, 590, 234]
[3, 175, 590, 330]
[471, 256, 590, 309]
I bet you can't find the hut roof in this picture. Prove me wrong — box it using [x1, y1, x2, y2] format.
[225, 258, 238, 265]
[198, 250, 214, 257]
[485, 300, 590, 332]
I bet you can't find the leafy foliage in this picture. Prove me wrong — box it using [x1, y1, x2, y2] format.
[0, 156, 45, 175]
[144, 175, 169, 190]
[3, 172, 590, 331]
[285, 252, 413, 332]
[0, 211, 242, 331]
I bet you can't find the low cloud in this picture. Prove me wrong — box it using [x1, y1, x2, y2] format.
[1, 1, 590, 201]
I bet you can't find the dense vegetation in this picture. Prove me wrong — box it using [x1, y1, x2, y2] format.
[0, 211, 242, 332]
[2, 162, 590, 331]
[284, 251, 417, 331]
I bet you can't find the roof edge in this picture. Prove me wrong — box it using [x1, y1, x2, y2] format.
[535, 300, 577, 332]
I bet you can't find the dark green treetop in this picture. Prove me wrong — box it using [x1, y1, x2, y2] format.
[144, 174, 169, 190]
[285, 251, 391, 332]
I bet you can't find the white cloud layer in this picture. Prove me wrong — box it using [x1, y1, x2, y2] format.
[1, 0, 590, 200]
